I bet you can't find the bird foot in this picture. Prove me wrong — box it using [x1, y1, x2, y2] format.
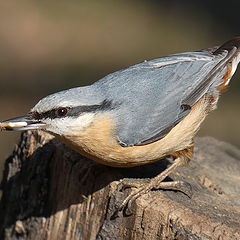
[115, 178, 192, 216]
[113, 159, 192, 217]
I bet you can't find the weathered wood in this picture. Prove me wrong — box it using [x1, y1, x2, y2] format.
[0, 131, 240, 240]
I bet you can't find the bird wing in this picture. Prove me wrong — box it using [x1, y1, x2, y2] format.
[96, 43, 238, 147]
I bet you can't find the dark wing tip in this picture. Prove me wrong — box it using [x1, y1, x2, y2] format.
[213, 37, 240, 55]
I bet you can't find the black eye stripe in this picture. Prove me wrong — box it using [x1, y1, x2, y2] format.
[31, 99, 118, 120]
[32, 109, 59, 120]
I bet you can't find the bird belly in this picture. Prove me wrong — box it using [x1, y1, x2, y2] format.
[60, 96, 211, 167]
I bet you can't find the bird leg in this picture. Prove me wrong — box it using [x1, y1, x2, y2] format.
[116, 146, 194, 215]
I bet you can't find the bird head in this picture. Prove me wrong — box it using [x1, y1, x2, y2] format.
[0, 86, 109, 137]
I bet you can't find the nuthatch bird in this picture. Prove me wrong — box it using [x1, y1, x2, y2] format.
[1, 37, 240, 211]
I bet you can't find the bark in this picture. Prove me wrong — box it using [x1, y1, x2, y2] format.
[0, 130, 240, 240]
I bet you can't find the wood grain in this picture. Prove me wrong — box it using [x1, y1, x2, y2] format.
[0, 131, 240, 239]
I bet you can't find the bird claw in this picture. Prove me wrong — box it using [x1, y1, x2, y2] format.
[118, 182, 151, 215]
[154, 180, 193, 198]
[120, 178, 150, 191]
[113, 158, 192, 216]
[115, 179, 192, 216]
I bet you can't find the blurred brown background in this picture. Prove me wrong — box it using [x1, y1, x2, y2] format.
[0, 0, 240, 179]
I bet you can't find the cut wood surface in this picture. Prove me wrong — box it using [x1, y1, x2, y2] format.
[0, 131, 240, 240]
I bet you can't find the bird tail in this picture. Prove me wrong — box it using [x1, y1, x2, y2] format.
[213, 37, 240, 55]
[213, 37, 240, 92]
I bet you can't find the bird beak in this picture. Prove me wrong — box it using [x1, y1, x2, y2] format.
[0, 114, 46, 131]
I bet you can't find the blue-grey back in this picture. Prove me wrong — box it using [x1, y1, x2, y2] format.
[93, 49, 233, 146]
[32, 46, 238, 147]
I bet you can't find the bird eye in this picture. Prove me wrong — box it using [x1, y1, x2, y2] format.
[56, 107, 68, 117]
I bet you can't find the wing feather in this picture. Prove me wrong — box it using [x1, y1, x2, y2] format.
[95, 45, 238, 146]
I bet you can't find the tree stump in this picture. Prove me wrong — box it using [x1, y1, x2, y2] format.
[0, 131, 240, 240]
